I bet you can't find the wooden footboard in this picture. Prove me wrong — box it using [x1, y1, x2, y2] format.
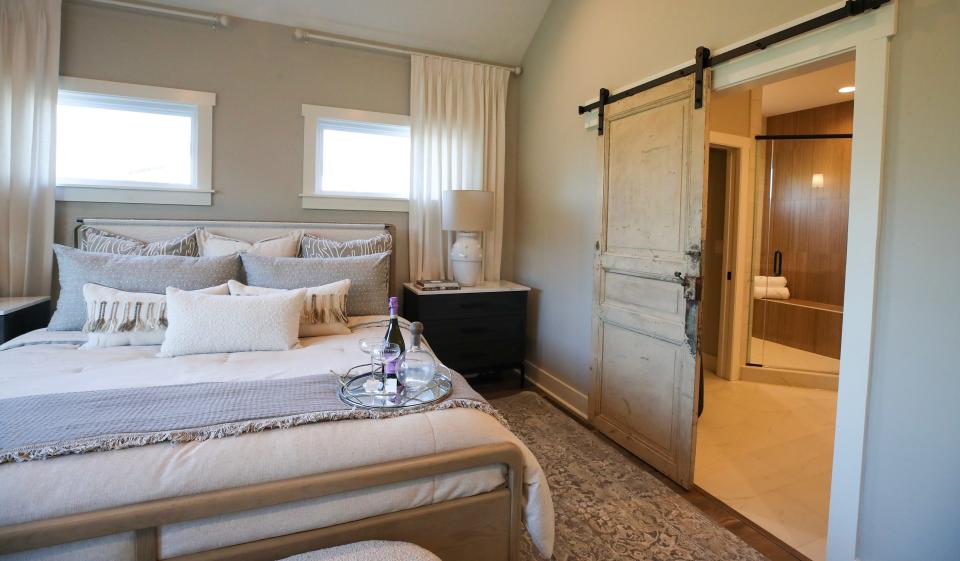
[0, 442, 524, 561]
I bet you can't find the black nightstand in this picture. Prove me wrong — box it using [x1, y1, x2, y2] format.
[0, 297, 50, 344]
[402, 281, 530, 386]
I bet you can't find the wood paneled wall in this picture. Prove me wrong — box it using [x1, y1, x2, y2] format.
[754, 101, 853, 358]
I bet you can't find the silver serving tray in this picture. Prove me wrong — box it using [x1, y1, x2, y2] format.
[337, 365, 452, 410]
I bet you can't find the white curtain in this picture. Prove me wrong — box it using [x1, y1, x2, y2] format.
[0, 0, 60, 297]
[409, 55, 509, 282]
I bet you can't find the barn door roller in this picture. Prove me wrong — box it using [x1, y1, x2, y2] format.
[580, 0, 890, 136]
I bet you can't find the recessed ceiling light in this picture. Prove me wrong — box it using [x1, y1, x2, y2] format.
[838, 86, 856, 93]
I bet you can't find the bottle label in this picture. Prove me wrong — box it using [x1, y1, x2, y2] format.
[384, 378, 398, 394]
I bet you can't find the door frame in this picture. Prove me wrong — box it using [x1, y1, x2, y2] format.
[707, 132, 753, 383]
[710, 4, 896, 560]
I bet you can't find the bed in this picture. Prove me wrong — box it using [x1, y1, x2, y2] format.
[0, 220, 554, 561]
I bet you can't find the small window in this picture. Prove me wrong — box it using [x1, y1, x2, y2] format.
[302, 105, 410, 212]
[55, 78, 215, 206]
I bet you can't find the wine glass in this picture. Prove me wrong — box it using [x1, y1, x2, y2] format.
[358, 337, 384, 378]
[372, 342, 402, 392]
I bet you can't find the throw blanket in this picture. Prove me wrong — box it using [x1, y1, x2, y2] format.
[0, 371, 501, 464]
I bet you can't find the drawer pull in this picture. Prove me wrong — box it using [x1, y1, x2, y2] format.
[459, 302, 488, 310]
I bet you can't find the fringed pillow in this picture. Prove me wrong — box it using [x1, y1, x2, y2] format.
[299, 232, 392, 258]
[228, 279, 351, 337]
[78, 226, 200, 256]
[81, 283, 229, 348]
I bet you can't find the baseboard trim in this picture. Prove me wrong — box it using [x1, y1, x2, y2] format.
[523, 360, 589, 420]
[740, 365, 839, 391]
[701, 352, 717, 372]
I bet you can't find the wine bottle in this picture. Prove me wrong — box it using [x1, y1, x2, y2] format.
[383, 296, 405, 393]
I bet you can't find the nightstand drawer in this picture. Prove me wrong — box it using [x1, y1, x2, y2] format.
[421, 315, 524, 346]
[432, 340, 524, 373]
[413, 291, 526, 320]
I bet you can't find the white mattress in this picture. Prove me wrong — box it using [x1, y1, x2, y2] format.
[0, 318, 554, 560]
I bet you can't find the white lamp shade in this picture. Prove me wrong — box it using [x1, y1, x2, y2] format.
[442, 190, 494, 231]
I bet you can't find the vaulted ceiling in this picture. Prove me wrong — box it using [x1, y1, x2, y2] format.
[146, 0, 552, 65]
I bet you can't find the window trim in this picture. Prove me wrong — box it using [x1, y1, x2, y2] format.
[300, 104, 410, 213]
[55, 77, 216, 206]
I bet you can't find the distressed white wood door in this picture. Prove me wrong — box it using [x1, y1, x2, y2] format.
[589, 73, 709, 488]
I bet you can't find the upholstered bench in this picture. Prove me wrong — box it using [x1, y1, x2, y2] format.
[280, 540, 442, 561]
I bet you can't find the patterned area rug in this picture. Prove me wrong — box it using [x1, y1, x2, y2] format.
[491, 392, 768, 561]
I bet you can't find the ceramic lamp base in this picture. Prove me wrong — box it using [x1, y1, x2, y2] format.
[450, 232, 482, 286]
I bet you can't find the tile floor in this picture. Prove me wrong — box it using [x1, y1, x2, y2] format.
[695, 372, 838, 561]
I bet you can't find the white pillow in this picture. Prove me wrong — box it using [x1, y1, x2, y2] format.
[198, 230, 302, 257]
[228, 279, 351, 337]
[81, 283, 229, 349]
[158, 287, 304, 357]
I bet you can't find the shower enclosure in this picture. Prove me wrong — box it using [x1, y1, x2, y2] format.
[747, 134, 852, 375]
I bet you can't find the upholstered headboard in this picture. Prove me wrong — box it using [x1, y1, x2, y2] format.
[74, 218, 396, 289]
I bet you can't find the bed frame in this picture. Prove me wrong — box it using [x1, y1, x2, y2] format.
[0, 443, 524, 561]
[0, 220, 523, 561]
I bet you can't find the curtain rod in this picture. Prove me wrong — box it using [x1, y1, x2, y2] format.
[293, 28, 522, 76]
[72, 0, 230, 27]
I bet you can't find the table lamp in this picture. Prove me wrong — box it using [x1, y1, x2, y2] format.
[441, 189, 494, 286]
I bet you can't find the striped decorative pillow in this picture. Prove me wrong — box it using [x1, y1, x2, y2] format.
[78, 226, 199, 256]
[299, 232, 392, 258]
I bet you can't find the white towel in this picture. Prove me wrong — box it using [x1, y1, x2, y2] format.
[754, 275, 788, 288]
[753, 286, 790, 300]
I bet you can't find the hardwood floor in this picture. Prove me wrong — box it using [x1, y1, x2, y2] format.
[470, 370, 809, 561]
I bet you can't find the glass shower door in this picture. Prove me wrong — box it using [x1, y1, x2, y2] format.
[747, 136, 850, 375]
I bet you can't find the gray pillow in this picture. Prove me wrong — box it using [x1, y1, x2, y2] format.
[49, 245, 241, 331]
[78, 225, 200, 256]
[241, 252, 390, 316]
[299, 232, 392, 258]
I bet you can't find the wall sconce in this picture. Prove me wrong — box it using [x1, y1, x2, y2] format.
[812, 173, 825, 189]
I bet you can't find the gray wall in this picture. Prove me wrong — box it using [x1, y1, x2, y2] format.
[515, 0, 960, 558]
[57, 2, 521, 293]
[858, 1, 960, 558]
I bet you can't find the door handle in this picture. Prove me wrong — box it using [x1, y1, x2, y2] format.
[674, 271, 701, 301]
[773, 250, 783, 276]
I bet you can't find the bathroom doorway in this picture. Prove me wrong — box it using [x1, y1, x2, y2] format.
[695, 56, 856, 561]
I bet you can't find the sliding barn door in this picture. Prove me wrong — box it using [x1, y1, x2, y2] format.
[590, 73, 709, 488]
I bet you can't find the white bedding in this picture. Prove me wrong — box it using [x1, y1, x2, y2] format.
[0, 317, 554, 560]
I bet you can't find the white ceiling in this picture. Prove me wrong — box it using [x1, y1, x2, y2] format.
[146, 0, 552, 65]
[762, 60, 856, 116]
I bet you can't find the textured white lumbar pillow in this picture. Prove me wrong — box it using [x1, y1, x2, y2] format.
[198, 230, 302, 257]
[159, 287, 305, 357]
[81, 283, 229, 349]
[228, 279, 351, 337]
